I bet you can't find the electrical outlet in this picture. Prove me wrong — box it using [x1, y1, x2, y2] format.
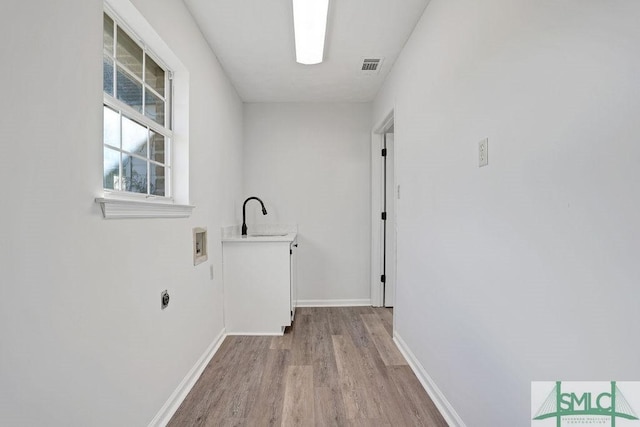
[209, 265, 214, 280]
[161, 290, 170, 310]
[479, 138, 488, 167]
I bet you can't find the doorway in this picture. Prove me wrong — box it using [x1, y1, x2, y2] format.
[371, 112, 396, 308]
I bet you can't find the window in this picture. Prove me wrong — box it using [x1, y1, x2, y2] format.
[102, 12, 172, 198]
[97, 1, 192, 219]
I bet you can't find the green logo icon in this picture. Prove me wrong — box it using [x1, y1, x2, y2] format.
[533, 381, 638, 427]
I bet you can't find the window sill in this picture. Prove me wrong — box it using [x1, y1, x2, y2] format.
[95, 197, 194, 219]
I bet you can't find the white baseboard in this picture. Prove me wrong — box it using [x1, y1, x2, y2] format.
[393, 332, 466, 427]
[225, 331, 284, 336]
[296, 298, 371, 307]
[148, 329, 227, 427]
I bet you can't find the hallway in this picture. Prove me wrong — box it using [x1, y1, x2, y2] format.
[169, 307, 447, 426]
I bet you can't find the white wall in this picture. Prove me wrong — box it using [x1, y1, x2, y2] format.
[243, 103, 372, 304]
[0, 0, 243, 425]
[374, 0, 640, 425]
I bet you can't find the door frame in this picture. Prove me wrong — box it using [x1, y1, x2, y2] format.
[370, 110, 395, 307]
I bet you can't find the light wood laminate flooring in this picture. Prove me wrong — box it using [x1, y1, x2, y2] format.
[169, 307, 448, 426]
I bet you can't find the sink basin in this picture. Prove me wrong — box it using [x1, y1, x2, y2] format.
[248, 233, 288, 237]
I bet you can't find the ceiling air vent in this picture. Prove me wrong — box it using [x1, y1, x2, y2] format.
[361, 58, 381, 71]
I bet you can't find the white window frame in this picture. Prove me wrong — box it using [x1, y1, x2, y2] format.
[97, 0, 193, 219]
[103, 8, 173, 198]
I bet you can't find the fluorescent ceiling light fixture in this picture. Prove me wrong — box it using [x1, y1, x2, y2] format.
[292, 0, 329, 64]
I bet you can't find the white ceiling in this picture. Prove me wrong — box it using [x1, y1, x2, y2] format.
[183, 0, 430, 103]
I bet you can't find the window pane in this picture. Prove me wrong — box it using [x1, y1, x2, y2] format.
[116, 67, 143, 112]
[122, 115, 147, 156]
[102, 13, 172, 198]
[150, 132, 165, 164]
[103, 14, 114, 55]
[150, 164, 165, 196]
[145, 90, 165, 126]
[103, 56, 114, 96]
[145, 54, 165, 96]
[103, 105, 120, 148]
[104, 147, 120, 190]
[116, 27, 143, 78]
[122, 155, 148, 194]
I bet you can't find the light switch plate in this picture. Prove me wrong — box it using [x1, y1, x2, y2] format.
[479, 138, 488, 167]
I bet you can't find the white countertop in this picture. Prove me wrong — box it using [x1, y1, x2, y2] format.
[221, 224, 297, 243]
[221, 232, 297, 243]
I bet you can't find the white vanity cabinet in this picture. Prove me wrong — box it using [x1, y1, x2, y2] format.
[222, 234, 297, 335]
[289, 240, 297, 322]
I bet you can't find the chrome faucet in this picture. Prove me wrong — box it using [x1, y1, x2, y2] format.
[242, 197, 268, 236]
